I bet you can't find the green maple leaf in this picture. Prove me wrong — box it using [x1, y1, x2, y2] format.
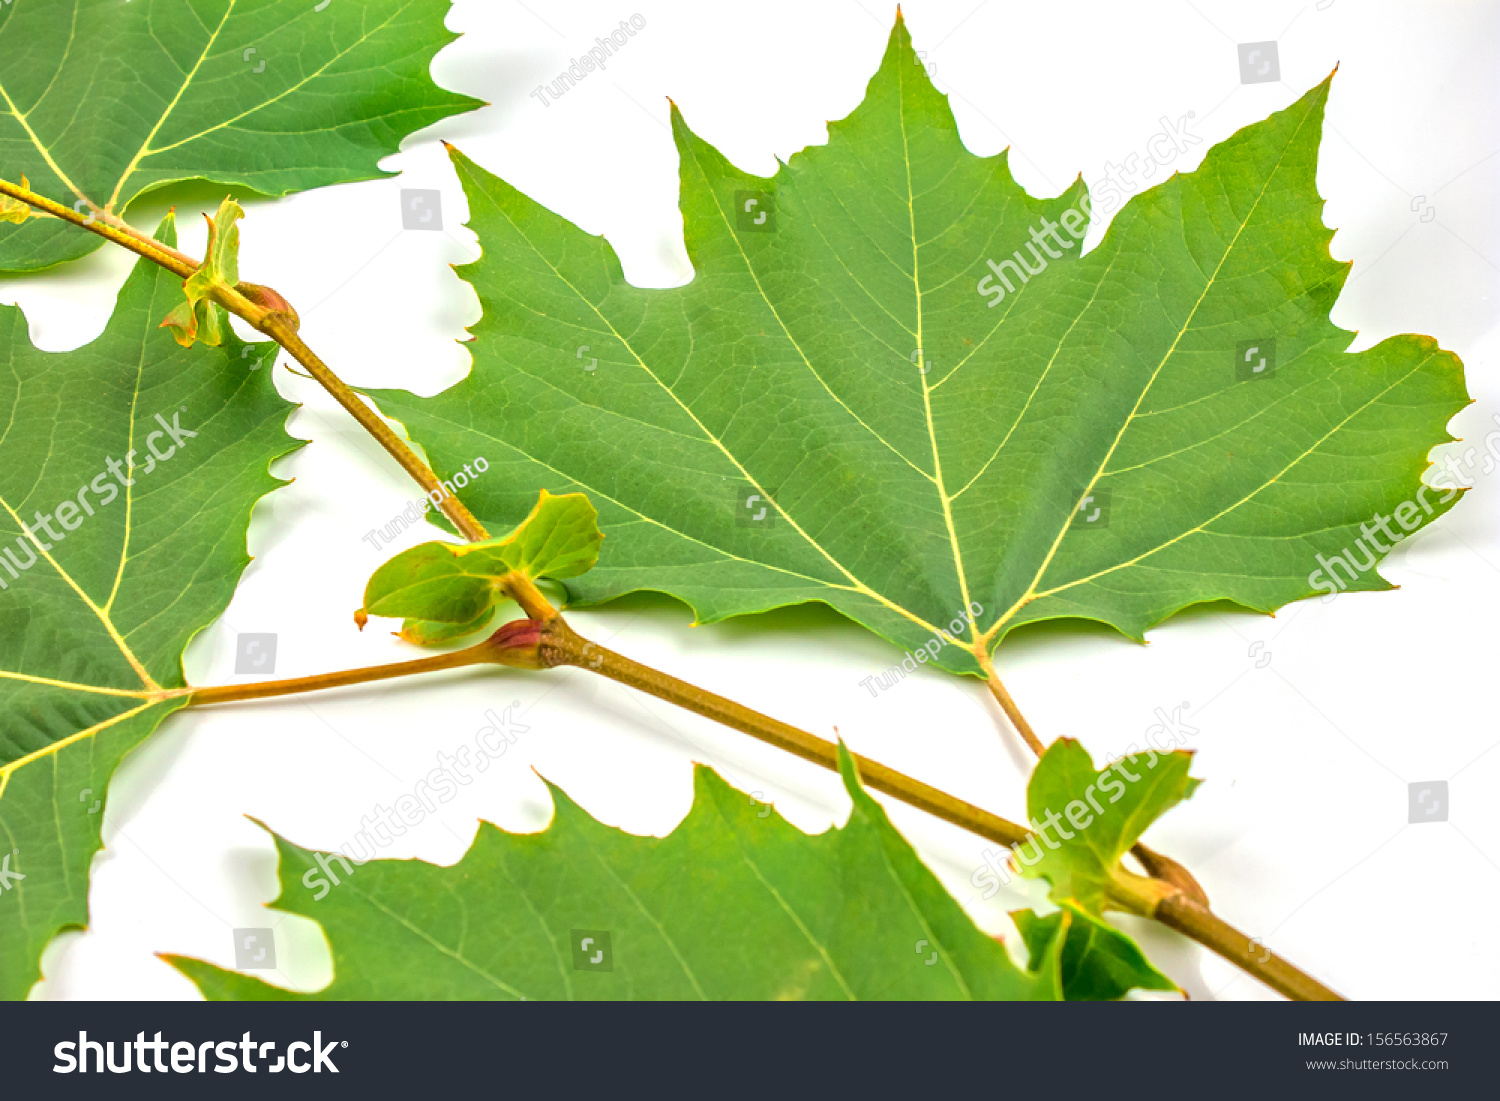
[1018, 739, 1200, 916]
[0, 217, 298, 999]
[370, 14, 1468, 679]
[0, 0, 480, 272]
[167, 747, 1066, 1000]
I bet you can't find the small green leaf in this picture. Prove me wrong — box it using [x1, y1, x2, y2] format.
[1013, 904, 1178, 1001]
[161, 199, 242, 348]
[1020, 738, 1200, 915]
[360, 490, 603, 632]
[166, 746, 1066, 1000]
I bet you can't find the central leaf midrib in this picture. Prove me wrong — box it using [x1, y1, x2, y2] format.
[897, 47, 976, 649]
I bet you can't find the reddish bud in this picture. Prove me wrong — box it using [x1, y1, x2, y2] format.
[486, 618, 546, 669]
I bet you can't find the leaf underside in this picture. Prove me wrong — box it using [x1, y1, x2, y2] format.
[169, 748, 1067, 1001]
[0, 217, 299, 999]
[0, 0, 481, 272]
[372, 13, 1468, 677]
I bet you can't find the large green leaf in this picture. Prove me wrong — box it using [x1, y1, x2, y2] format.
[0, 216, 298, 999]
[0, 0, 480, 271]
[167, 747, 1066, 1000]
[371, 13, 1468, 677]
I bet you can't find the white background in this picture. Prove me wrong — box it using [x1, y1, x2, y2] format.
[6, 0, 1497, 1000]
